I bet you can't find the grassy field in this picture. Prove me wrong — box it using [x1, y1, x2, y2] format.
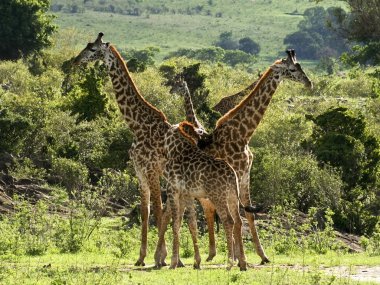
[2, 243, 380, 284]
[52, 0, 345, 66]
[1, 215, 380, 285]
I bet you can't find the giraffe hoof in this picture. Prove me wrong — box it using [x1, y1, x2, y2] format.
[193, 264, 201, 270]
[260, 258, 270, 265]
[240, 266, 247, 271]
[134, 260, 145, 267]
[177, 260, 185, 268]
[206, 254, 215, 262]
[160, 260, 167, 266]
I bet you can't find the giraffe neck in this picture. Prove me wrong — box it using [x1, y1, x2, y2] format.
[215, 68, 281, 143]
[181, 85, 205, 130]
[105, 45, 168, 133]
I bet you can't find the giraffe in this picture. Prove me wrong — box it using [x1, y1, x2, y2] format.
[154, 121, 254, 270]
[212, 73, 261, 115]
[170, 77, 206, 133]
[73, 33, 172, 266]
[196, 49, 313, 264]
[169, 77, 219, 261]
[168, 52, 311, 264]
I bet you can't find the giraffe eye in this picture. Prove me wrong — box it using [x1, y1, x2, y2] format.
[89, 48, 96, 52]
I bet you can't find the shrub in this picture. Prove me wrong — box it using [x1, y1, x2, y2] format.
[51, 157, 89, 192]
[263, 206, 343, 255]
[251, 149, 342, 212]
[303, 107, 380, 234]
[360, 221, 380, 256]
[9, 157, 47, 180]
[97, 169, 139, 207]
[10, 200, 54, 255]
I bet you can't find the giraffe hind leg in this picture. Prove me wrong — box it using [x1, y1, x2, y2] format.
[198, 198, 217, 262]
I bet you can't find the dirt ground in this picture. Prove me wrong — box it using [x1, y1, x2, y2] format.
[323, 266, 380, 284]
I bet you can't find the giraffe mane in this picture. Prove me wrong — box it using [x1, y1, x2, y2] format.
[109, 45, 168, 122]
[215, 66, 274, 128]
[177, 121, 197, 145]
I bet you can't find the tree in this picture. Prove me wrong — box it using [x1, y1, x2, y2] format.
[238, 37, 260, 55]
[303, 107, 380, 234]
[121, 47, 159, 72]
[0, 0, 56, 60]
[284, 7, 349, 60]
[222, 50, 256, 66]
[214, 31, 238, 50]
[181, 63, 221, 130]
[66, 63, 112, 122]
[312, 0, 380, 65]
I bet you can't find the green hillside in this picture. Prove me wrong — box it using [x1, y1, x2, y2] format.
[51, 0, 344, 66]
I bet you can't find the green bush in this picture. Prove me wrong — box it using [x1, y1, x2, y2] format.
[0, 217, 22, 255]
[97, 169, 139, 207]
[361, 221, 380, 256]
[5, 200, 55, 256]
[303, 107, 380, 234]
[263, 206, 343, 255]
[9, 157, 47, 180]
[0, 109, 31, 154]
[251, 149, 342, 212]
[51, 157, 89, 191]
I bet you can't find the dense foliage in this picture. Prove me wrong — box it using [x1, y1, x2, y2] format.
[0, 0, 56, 60]
[314, 0, 380, 65]
[303, 107, 380, 234]
[284, 7, 349, 60]
[214, 32, 261, 56]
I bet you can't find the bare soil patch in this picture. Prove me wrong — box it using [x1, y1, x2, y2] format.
[323, 265, 380, 284]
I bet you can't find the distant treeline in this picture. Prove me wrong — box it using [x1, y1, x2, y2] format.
[51, 0, 225, 17]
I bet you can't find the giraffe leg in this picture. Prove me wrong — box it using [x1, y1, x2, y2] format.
[134, 176, 150, 266]
[198, 198, 217, 262]
[186, 199, 201, 269]
[176, 198, 188, 268]
[240, 180, 270, 264]
[154, 204, 171, 268]
[135, 172, 166, 267]
[230, 197, 247, 271]
[169, 190, 181, 269]
[214, 201, 235, 270]
[150, 175, 168, 266]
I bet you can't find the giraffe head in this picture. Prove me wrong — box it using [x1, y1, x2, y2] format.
[177, 121, 204, 144]
[73, 32, 110, 65]
[169, 76, 187, 95]
[270, 49, 313, 89]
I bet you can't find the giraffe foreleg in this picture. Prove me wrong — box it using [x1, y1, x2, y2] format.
[169, 189, 181, 269]
[154, 204, 171, 268]
[134, 171, 166, 267]
[134, 179, 150, 266]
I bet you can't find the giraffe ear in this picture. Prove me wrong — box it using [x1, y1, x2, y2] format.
[105, 42, 110, 47]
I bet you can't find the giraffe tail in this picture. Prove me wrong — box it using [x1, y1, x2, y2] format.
[242, 204, 257, 213]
